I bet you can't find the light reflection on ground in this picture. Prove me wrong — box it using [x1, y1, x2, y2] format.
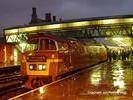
[10, 61, 133, 100]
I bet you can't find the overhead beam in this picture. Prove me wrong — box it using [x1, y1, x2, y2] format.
[4, 17, 133, 35]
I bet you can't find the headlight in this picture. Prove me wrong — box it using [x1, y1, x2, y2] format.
[38, 64, 46, 70]
[29, 65, 33, 69]
[29, 64, 37, 70]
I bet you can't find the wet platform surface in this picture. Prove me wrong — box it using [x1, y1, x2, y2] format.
[10, 61, 133, 100]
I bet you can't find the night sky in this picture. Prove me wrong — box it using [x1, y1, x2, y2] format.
[0, 0, 133, 33]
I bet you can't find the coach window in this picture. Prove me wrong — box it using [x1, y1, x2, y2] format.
[58, 42, 68, 51]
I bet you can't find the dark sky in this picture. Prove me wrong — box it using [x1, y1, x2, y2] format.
[0, 0, 133, 33]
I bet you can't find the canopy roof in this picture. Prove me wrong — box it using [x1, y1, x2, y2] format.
[4, 14, 133, 35]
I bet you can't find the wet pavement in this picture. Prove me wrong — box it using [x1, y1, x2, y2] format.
[10, 61, 133, 100]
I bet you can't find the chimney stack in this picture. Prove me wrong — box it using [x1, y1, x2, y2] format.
[53, 16, 56, 22]
[30, 7, 38, 24]
[45, 13, 51, 22]
[59, 18, 62, 22]
[32, 8, 37, 20]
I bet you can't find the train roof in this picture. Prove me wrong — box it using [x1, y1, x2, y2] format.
[28, 33, 67, 43]
[28, 33, 105, 47]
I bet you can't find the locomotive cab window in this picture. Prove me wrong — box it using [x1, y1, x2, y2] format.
[39, 39, 57, 50]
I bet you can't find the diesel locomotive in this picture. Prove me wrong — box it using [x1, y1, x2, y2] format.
[21, 33, 107, 89]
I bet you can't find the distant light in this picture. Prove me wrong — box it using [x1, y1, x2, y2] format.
[121, 44, 128, 46]
[112, 37, 131, 47]
[113, 37, 123, 41]
[114, 80, 125, 88]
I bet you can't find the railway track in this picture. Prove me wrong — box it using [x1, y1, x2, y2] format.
[0, 66, 29, 99]
[0, 72, 23, 94]
[0, 72, 22, 86]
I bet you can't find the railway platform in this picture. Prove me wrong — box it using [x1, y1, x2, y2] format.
[9, 60, 133, 100]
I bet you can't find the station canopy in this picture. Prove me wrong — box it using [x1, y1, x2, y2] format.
[4, 15, 133, 52]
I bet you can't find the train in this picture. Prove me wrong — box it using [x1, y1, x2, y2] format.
[21, 33, 107, 89]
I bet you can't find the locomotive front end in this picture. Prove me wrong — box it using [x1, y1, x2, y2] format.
[21, 51, 59, 88]
[21, 34, 65, 89]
